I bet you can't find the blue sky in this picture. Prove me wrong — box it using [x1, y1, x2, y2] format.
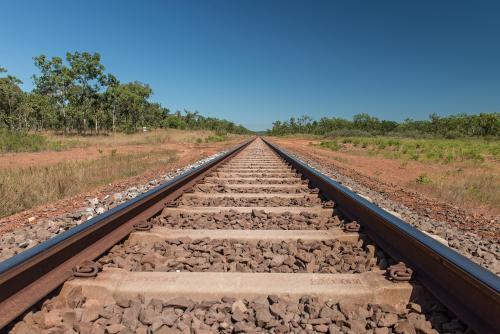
[1, 0, 499, 130]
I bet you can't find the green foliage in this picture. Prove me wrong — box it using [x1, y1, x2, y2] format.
[1, 55, 251, 135]
[0, 129, 47, 152]
[268, 113, 500, 138]
[0, 129, 81, 153]
[0, 69, 24, 129]
[318, 141, 340, 151]
[205, 134, 227, 143]
[416, 173, 432, 184]
[317, 136, 499, 164]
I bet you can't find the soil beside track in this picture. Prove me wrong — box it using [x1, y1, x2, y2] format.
[0, 139, 243, 236]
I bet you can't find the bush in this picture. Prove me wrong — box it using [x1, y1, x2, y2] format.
[318, 141, 340, 151]
[0, 130, 48, 152]
[326, 129, 373, 138]
[416, 173, 432, 184]
[205, 135, 227, 143]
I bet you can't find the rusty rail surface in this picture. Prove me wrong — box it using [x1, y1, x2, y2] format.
[0, 138, 254, 329]
[262, 138, 500, 334]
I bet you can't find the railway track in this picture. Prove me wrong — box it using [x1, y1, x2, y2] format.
[0, 138, 499, 333]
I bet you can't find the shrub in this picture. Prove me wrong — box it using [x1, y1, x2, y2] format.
[416, 173, 432, 184]
[0, 129, 47, 152]
[318, 141, 340, 151]
[205, 135, 227, 143]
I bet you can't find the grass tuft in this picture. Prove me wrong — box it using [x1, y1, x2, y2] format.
[415, 173, 432, 184]
[414, 171, 499, 214]
[318, 141, 340, 151]
[204, 134, 227, 143]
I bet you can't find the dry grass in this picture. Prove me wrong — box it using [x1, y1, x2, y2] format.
[0, 129, 233, 153]
[411, 166, 500, 216]
[53, 129, 220, 147]
[0, 129, 248, 217]
[314, 136, 500, 215]
[271, 136, 500, 217]
[0, 150, 177, 218]
[318, 136, 499, 164]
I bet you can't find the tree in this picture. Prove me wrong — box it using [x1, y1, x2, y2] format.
[33, 55, 73, 131]
[5, 53, 253, 134]
[108, 82, 153, 132]
[102, 74, 120, 133]
[0, 67, 24, 129]
[33, 52, 112, 133]
[66, 52, 108, 132]
[268, 113, 500, 138]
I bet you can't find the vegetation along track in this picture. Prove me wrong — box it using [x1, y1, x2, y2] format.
[0, 138, 499, 333]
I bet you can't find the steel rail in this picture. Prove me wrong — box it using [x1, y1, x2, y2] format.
[0, 138, 255, 329]
[262, 138, 500, 334]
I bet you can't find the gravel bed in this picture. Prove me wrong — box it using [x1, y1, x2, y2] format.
[177, 197, 322, 207]
[195, 184, 311, 194]
[10, 290, 468, 333]
[282, 151, 500, 274]
[207, 179, 303, 185]
[0, 152, 228, 262]
[98, 238, 383, 274]
[154, 210, 344, 230]
[215, 173, 295, 177]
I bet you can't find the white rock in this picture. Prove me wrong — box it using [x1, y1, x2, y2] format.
[422, 231, 449, 246]
[112, 193, 123, 201]
[87, 197, 99, 207]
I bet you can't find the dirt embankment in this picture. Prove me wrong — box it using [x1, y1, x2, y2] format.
[0, 137, 246, 234]
[267, 137, 498, 239]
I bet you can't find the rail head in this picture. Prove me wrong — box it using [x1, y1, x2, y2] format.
[0, 137, 255, 329]
[262, 137, 500, 334]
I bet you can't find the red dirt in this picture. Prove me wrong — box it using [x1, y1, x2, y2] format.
[0, 138, 246, 235]
[0, 143, 192, 169]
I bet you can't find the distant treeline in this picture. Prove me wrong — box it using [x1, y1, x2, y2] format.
[268, 113, 500, 138]
[0, 52, 250, 134]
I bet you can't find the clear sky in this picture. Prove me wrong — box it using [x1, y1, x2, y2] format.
[1, 0, 499, 130]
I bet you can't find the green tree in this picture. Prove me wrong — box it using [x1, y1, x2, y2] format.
[108, 82, 153, 132]
[33, 52, 112, 133]
[33, 55, 73, 131]
[0, 67, 24, 129]
[65, 52, 108, 133]
[5, 53, 252, 135]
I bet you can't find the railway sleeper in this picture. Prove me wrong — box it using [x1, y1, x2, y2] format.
[127, 228, 359, 245]
[59, 270, 417, 310]
[181, 193, 318, 199]
[162, 206, 334, 218]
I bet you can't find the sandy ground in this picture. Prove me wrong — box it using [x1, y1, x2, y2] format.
[0, 137, 248, 234]
[267, 137, 498, 239]
[0, 130, 233, 170]
[0, 145, 188, 169]
[275, 139, 451, 185]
